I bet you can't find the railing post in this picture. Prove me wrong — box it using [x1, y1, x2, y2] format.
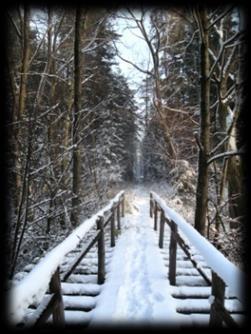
[117, 201, 121, 230]
[169, 220, 177, 285]
[154, 202, 158, 231]
[111, 206, 116, 247]
[159, 209, 165, 248]
[150, 193, 153, 218]
[97, 216, 105, 284]
[209, 271, 226, 327]
[121, 194, 125, 217]
[49, 267, 65, 326]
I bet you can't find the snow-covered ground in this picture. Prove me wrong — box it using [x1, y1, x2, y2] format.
[90, 186, 183, 326]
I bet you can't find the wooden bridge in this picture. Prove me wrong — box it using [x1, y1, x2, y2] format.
[8, 190, 246, 328]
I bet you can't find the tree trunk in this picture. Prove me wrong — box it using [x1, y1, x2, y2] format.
[227, 124, 245, 225]
[18, 7, 30, 120]
[226, 38, 245, 225]
[194, 8, 210, 236]
[15, 6, 30, 208]
[71, 8, 82, 227]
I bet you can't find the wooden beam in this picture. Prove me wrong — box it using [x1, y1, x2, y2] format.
[111, 206, 115, 247]
[154, 202, 158, 231]
[159, 209, 165, 249]
[49, 267, 65, 326]
[97, 216, 105, 284]
[209, 271, 226, 327]
[121, 194, 125, 217]
[169, 220, 177, 285]
[150, 193, 153, 218]
[117, 202, 121, 230]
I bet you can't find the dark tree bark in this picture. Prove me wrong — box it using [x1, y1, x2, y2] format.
[194, 7, 210, 236]
[71, 8, 82, 227]
[15, 6, 30, 208]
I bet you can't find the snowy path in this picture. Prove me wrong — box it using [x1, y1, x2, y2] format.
[90, 186, 181, 326]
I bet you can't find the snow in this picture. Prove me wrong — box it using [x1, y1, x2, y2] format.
[90, 187, 182, 326]
[208, 295, 215, 305]
[151, 191, 245, 303]
[9, 186, 245, 327]
[47, 310, 92, 325]
[62, 295, 96, 310]
[176, 276, 208, 287]
[66, 274, 97, 284]
[171, 286, 212, 298]
[8, 191, 124, 324]
[61, 283, 101, 296]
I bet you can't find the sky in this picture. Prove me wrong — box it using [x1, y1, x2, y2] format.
[112, 10, 152, 102]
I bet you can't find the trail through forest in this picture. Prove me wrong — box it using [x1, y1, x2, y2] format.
[91, 186, 179, 325]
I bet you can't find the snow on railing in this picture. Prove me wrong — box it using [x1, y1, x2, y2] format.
[9, 191, 124, 325]
[151, 191, 245, 303]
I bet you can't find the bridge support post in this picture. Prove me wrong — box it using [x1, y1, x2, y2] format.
[150, 193, 153, 218]
[111, 206, 116, 247]
[159, 209, 165, 248]
[209, 271, 226, 327]
[154, 203, 158, 231]
[169, 220, 177, 285]
[117, 202, 121, 230]
[97, 216, 105, 284]
[49, 267, 65, 326]
[121, 194, 125, 217]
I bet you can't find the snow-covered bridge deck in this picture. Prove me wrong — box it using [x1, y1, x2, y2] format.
[8, 188, 246, 328]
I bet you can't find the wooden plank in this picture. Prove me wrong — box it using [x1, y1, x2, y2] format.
[218, 302, 239, 327]
[97, 216, 105, 284]
[154, 202, 158, 231]
[121, 194, 125, 217]
[209, 271, 239, 327]
[150, 193, 153, 218]
[169, 220, 177, 285]
[209, 271, 226, 327]
[34, 294, 57, 326]
[111, 207, 115, 247]
[158, 209, 165, 249]
[117, 202, 121, 230]
[49, 267, 65, 326]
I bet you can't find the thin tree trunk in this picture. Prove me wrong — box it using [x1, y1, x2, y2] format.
[226, 41, 245, 225]
[15, 6, 30, 208]
[71, 8, 82, 227]
[18, 6, 30, 120]
[194, 8, 210, 236]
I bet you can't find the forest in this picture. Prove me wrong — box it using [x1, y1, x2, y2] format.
[4, 3, 247, 286]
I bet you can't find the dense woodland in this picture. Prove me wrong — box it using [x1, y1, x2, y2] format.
[5, 5, 247, 277]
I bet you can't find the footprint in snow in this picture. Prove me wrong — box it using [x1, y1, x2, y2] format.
[153, 292, 165, 302]
[133, 204, 139, 211]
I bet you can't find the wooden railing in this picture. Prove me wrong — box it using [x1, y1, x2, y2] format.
[13, 192, 125, 328]
[150, 192, 243, 327]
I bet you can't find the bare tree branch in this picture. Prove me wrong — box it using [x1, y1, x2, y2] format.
[207, 149, 244, 165]
[207, 6, 235, 30]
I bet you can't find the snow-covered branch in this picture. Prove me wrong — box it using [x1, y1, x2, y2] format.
[207, 149, 244, 165]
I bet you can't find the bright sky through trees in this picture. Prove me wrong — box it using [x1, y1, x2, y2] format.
[112, 10, 151, 100]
